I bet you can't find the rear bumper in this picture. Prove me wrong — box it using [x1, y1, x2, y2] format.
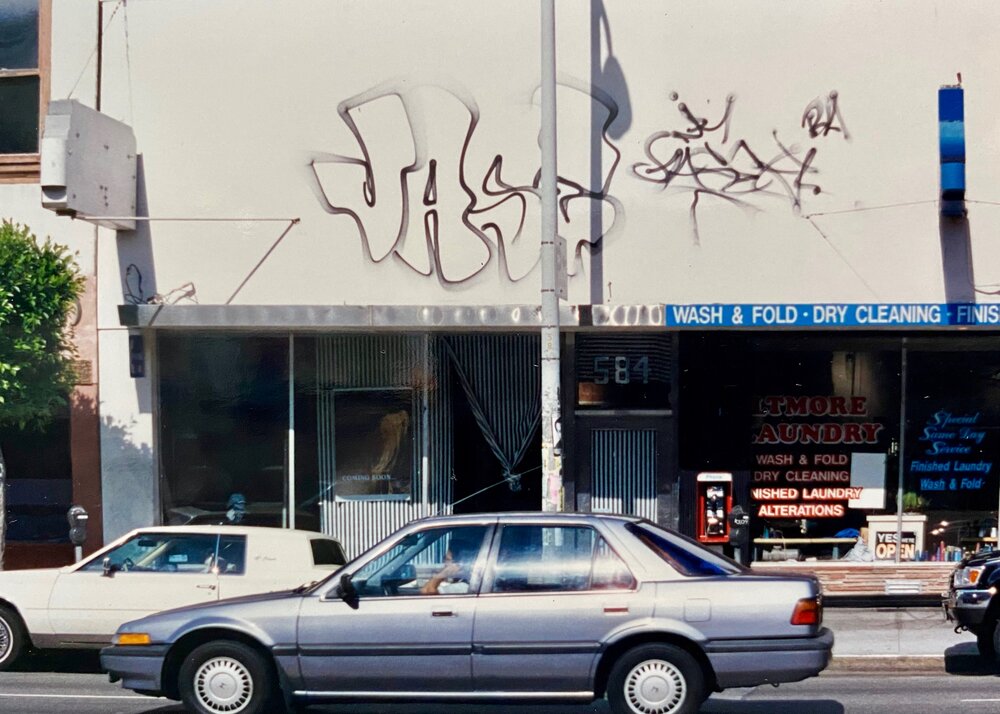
[100, 644, 170, 695]
[705, 627, 834, 689]
[943, 589, 991, 628]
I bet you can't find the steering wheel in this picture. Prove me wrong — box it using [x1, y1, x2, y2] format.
[121, 557, 134, 572]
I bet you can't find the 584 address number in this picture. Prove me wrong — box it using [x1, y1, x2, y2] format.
[593, 355, 650, 385]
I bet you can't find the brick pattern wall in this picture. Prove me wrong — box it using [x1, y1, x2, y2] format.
[752, 562, 955, 595]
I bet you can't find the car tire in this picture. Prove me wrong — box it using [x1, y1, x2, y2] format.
[977, 615, 999, 661]
[0, 605, 27, 671]
[607, 643, 704, 714]
[178, 641, 277, 714]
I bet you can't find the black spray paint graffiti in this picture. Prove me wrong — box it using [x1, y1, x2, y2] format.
[306, 77, 625, 287]
[801, 91, 849, 140]
[632, 91, 848, 245]
[123, 264, 197, 305]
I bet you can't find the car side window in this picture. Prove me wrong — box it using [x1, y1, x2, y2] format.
[81, 534, 221, 574]
[350, 525, 489, 597]
[214, 535, 246, 575]
[490, 525, 630, 593]
[625, 521, 742, 577]
[311, 538, 347, 566]
[591, 537, 636, 590]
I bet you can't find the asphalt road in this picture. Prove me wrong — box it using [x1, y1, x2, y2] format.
[3, 654, 1000, 714]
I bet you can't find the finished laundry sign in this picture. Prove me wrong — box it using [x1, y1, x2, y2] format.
[664, 303, 1000, 328]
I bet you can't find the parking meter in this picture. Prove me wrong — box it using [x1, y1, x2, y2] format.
[728, 505, 750, 564]
[67, 505, 88, 562]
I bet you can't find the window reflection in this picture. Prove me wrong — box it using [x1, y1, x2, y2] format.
[159, 335, 294, 528]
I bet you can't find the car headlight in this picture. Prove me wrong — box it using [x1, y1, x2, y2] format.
[114, 632, 152, 646]
[954, 566, 986, 588]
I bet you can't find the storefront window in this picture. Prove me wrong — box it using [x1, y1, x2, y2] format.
[159, 335, 291, 527]
[1, 410, 71, 542]
[905, 352, 1000, 560]
[680, 333, 1000, 576]
[749, 350, 899, 563]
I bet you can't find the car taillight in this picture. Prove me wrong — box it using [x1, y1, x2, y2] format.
[791, 597, 822, 626]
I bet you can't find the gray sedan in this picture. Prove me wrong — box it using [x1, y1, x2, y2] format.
[101, 512, 833, 714]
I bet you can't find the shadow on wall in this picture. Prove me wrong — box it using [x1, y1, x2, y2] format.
[117, 156, 156, 415]
[589, 0, 631, 305]
[939, 213, 975, 303]
[74, 393, 154, 549]
[99, 410, 155, 543]
[3, 393, 152, 569]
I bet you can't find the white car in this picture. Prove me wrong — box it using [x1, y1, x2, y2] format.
[0, 525, 346, 669]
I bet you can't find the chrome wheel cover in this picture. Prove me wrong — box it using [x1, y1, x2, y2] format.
[0, 618, 10, 663]
[193, 656, 254, 713]
[623, 658, 686, 714]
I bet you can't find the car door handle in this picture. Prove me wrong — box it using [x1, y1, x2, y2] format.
[431, 610, 457, 617]
[603, 605, 629, 615]
[196, 584, 217, 591]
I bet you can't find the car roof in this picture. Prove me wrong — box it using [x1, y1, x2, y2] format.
[128, 525, 338, 540]
[409, 511, 645, 526]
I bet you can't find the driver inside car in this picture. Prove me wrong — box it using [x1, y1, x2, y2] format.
[420, 535, 480, 595]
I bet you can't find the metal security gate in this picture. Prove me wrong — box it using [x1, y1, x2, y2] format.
[589, 428, 658, 521]
[315, 335, 452, 557]
[313, 333, 539, 556]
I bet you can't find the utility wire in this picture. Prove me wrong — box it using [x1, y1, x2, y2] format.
[803, 199, 939, 219]
[67, 0, 124, 100]
[433, 465, 542, 517]
[122, 0, 134, 125]
[804, 216, 883, 300]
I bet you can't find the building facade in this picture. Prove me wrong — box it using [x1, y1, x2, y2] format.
[0, 0, 101, 568]
[4, 1, 1000, 595]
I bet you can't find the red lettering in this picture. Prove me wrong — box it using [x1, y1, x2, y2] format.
[760, 397, 784, 416]
[753, 423, 779, 444]
[820, 424, 842, 443]
[826, 396, 843, 415]
[861, 423, 884, 442]
[785, 396, 809, 416]
[778, 424, 798, 443]
[797, 424, 821, 443]
[842, 423, 862, 443]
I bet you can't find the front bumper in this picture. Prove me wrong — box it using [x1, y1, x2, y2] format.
[100, 644, 170, 694]
[704, 627, 834, 689]
[943, 588, 992, 628]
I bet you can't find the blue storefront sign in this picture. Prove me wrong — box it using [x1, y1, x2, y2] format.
[664, 303, 1000, 328]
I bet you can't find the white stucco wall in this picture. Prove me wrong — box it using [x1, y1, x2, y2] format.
[48, 0, 157, 540]
[32, 0, 1000, 535]
[85, 0, 1000, 308]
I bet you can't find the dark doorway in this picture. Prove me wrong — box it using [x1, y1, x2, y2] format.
[450, 370, 541, 514]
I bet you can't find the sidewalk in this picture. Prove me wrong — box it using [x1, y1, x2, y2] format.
[824, 607, 986, 673]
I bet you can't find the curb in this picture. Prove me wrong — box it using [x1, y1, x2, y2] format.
[827, 652, 999, 675]
[827, 655, 945, 673]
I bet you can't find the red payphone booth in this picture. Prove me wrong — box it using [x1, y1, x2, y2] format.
[696, 472, 733, 544]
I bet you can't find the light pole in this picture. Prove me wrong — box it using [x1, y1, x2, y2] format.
[540, 0, 563, 512]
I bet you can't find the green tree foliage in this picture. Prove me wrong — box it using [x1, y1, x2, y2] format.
[0, 220, 84, 429]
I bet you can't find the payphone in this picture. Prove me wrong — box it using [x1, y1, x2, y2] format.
[696, 472, 733, 544]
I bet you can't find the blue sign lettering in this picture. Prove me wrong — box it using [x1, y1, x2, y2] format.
[664, 303, 1000, 328]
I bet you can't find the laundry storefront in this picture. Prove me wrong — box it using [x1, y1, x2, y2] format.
[674, 306, 1000, 597]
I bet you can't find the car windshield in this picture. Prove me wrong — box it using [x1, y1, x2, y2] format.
[626, 521, 745, 577]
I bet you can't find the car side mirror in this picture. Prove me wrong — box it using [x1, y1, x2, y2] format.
[102, 557, 114, 577]
[337, 573, 358, 605]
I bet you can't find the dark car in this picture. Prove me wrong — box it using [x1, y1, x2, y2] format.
[102, 512, 833, 714]
[944, 549, 1000, 657]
